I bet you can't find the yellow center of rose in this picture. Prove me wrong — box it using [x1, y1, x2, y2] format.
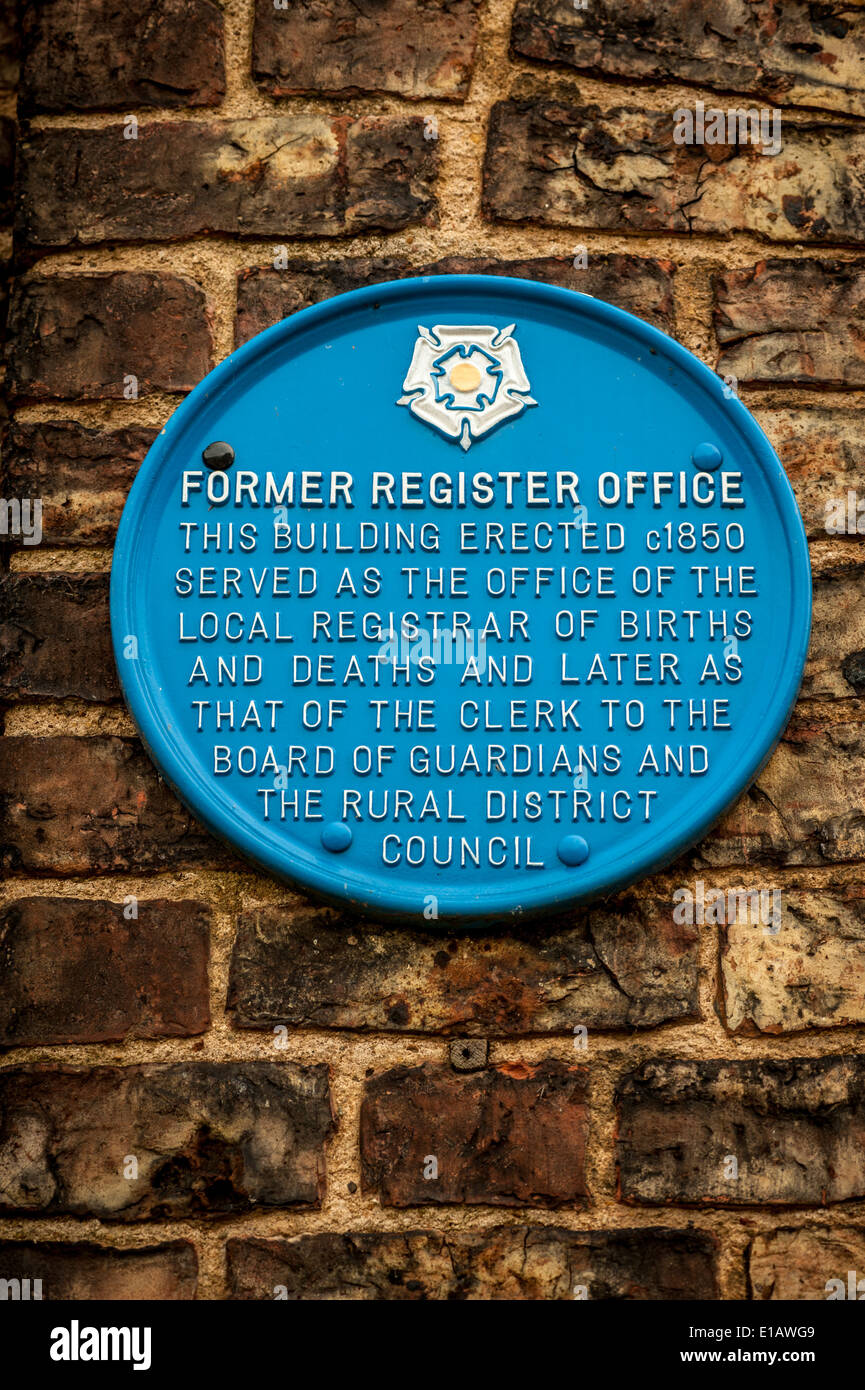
[449, 361, 482, 393]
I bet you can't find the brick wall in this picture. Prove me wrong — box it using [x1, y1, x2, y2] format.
[1, 0, 864, 1301]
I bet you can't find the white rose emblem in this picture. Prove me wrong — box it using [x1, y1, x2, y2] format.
[397, 323, 537, 450]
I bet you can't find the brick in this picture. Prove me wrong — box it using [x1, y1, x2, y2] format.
[511, 0, 865, 117]
[715, 259, 865, 387]
[842, 651, 865, 696]
[0, 574, 117, 701]
[227, 1225, 718, 1300]
[483, 94, 865, 243]
[0, 736, 232, 875]
[696, 712, 865, 867]
[235, 253, 676, 345]
[20, 0, 225, 112]
[360, 1060, 588, 1208]
[0, 1062, 334, 1219]
[720, 889, 865, 1035]
[18, 118, 438, 249]
[749, 1226, 865, 1300]
[0, 115, 14, 222]
[754, 407, 865, 541]
[0, 1240, 197, 1300]
[0, 897, 211, 1046]
[0, 0, 18, 96]
[228, 895, 699, 1035]
[0, 272, 9, 351]
[0, 421, 156, 547]
[6, 273, 213, 401]
[252, 0, 481, 101]
[617, 1056, 865, 1205]
[805, 564, 865, 700]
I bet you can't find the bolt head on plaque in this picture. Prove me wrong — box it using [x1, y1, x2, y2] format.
[321, 822, 352, 853]
[557, 835, 590, 867]
[692, 442, 723, 471]
[111, 275, 811, 925]
[202, 441, 235, 470]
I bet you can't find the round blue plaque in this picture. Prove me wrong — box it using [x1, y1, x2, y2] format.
[111, 276, 811, 922]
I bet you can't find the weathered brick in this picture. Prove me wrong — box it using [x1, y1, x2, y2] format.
[0, 115, 14, 222]
[20, 0, 225, 112]
[18, 118, 438, 248]
[0, 736, 232, 875]
[843, 651, 865, 698]
[0, 574, 117, 701]
[0, 272, 9, 351]
[227, 1225, 718, 1300]
[6, 273, 213, 400]
[617, 1056, 865, 1205]
[0, 1240, 197, 1300]
[0, 421, 155, 547]
[754, 407, 865, 541]
[0, 897, 211, 1046]
[805, 564, 865, 700]
[511, 0, 865, 117]
[228, 895, 699, 1035]
[0, 0, 17, 96]
[0, 1062, 334, 1220]
[483, 94, 865, 243]
[749, 1226, 865, 1300]
[720, 889, 865, 1035]
[361, 1060, 588, 1208]
[715, 259, 865, 387]
[253, 0, 481, 101]
[235, 252, 676, 345]
[695, 712, 865, 867]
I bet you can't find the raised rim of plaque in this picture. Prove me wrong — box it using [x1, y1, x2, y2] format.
[111, 274, 812, 923]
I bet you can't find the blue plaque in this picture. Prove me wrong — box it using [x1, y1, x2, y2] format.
[111, 276, 811, 922]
